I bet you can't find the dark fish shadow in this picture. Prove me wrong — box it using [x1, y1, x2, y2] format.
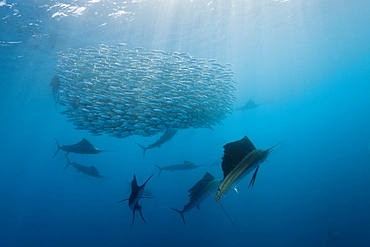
[322, 231, 340, 247]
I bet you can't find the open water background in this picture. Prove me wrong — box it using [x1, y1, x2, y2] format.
[0, 1, 369, 246]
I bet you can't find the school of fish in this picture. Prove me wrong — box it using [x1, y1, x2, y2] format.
[55, 44, 236, 138]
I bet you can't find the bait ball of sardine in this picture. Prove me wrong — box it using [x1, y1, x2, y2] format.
[56, 44, 236, 138]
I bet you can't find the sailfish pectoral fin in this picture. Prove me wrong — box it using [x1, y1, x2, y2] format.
[117, 198, 129, 204]
[248, 166, 260, 189]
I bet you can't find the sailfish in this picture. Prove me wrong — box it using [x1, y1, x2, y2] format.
[153, 160, 201, 177]
[234, 98, 259, 111]
[137, 128, 178, 157]
[117, 174, 153, 227]
[53, 138, 105, 157]
[49, 75, 61, 105]
[171, 172, 222, 224]
[211, 136, 280, 226]
[64, 155, 106, 179]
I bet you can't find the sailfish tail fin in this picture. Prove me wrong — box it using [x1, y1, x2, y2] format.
[171, 208, 186, 225]
[171, 208, 185, 225]
[153, 165, 163, 177]
[53, 138, 61, 158]
[136, 143, 147, 157]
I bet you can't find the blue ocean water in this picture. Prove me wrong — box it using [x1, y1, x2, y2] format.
[1, 0, 369, 246]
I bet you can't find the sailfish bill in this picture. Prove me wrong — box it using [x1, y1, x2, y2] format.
[211, 136, 280, 226]
[206, 188, 236, 227]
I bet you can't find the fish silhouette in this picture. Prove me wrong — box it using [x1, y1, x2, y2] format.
[211, 136, 280, 226]
[53, 138, 104, 157]
[171, 172, 221, 224]
[117, 174, 153, 227]
[153, 161, 201, 177]
[137, 128, 178, 157]
[234, 98, 258, 111]
[49, 75, 61, 105]
[65, 155, 106, 179]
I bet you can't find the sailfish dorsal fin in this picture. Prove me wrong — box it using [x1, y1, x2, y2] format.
[221, 136, 256, 178]
[188, 172, 215, 200]
[77, 138, 95, 149]
[90, 165, 98, 171]
[245, 98, 257, 109]
[131, 175, 138, 188]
